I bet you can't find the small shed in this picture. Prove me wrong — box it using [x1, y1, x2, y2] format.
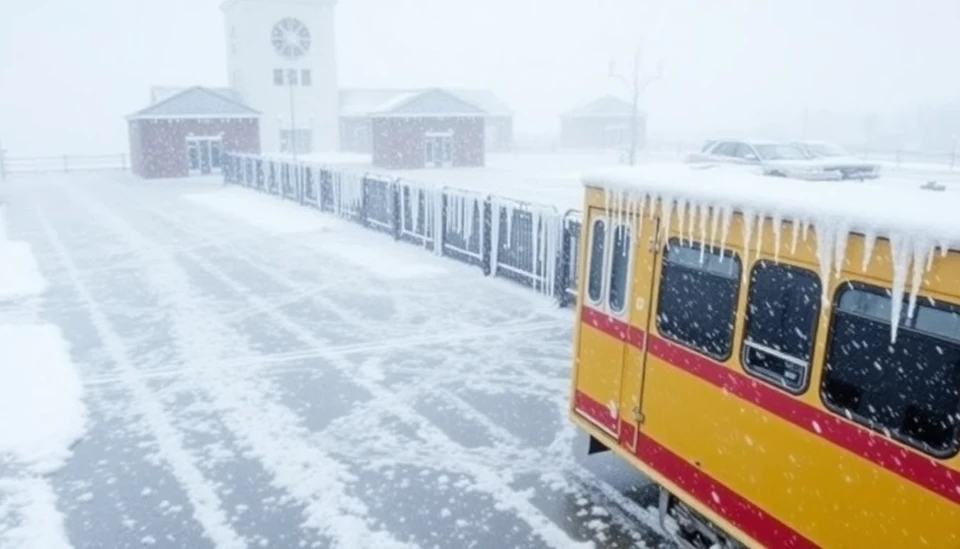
[127, 86, 261, 179]
[370, 89, 486, 170]
[560, 95, 646, 150]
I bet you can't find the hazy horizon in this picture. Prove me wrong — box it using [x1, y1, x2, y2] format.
[3, 0, 960, 156]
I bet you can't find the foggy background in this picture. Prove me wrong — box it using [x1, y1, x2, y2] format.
[2, 0, 960, 156]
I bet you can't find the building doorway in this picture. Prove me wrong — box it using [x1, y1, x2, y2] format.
[187, 136, 223, 175]
[424, 132, 454, 168]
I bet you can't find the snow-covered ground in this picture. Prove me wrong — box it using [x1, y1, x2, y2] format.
[0, 172, 674, 549]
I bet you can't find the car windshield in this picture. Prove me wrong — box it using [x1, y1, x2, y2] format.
[754, 144, 809, 160]
[806, 143, 849, 157]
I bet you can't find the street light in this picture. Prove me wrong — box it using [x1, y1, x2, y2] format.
[609, 45, 663, 166]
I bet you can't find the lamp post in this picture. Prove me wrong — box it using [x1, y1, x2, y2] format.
[609, 45, 662, 166]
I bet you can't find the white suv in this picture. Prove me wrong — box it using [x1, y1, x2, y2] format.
[686, 139, 843, 181]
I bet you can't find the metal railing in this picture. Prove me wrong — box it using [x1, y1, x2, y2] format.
[0, 153, 128, 178]
[222, 152, 583, 306]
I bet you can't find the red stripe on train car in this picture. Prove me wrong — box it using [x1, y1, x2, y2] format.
[580, 306, 644, 349]
[573, 390, 619, 433]
[578, 308, 960, 507]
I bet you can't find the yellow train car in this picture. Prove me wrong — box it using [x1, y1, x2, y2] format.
[568, 165, 960, 549]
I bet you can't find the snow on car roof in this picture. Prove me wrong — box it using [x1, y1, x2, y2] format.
[583, 162, 960, 341]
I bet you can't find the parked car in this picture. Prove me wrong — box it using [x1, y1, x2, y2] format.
[791, 140, 881, 179]
[685, 139, 844, 181]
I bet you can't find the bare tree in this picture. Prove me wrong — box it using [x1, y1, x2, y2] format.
[609, 44, 663, 166]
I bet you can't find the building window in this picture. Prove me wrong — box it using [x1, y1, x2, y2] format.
[273, 69, 284, 86]
[608, 224, 631, 315]
[287, 69, 298, 86]
[301, 69, 312, 86]
[742, 261, 820, 393]
[821, 283, 960, 457]
[656, 239, 741, 360]
[587, 218, 607, 304]
[279, 129, 312, 154]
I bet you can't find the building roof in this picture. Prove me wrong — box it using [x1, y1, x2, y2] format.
[563, 95, 639, 119]
[129, 87, 260, 120]
[340, 88, 511, 118]
[368, 89, 486, 118]
[150, 86, 243, 105]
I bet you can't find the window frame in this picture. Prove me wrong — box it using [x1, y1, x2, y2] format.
[586, 215, 610, 308]
[740, 261, 821, 395]
[606, 222, 634, 318]
[655, 238, 743, 362]
[820, 280, 960, 458]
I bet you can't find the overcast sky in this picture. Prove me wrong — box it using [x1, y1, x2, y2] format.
[2, 0, 959, 155]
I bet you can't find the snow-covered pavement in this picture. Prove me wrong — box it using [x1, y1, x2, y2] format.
[0, 173, 673, 549]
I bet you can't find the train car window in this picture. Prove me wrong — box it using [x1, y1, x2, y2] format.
[587, 218, 607, 304]
[822, 283, 960, 457]
[656, 239, 741, 360]
[608, 224, 631, 315]
[742, 262, 821, 393]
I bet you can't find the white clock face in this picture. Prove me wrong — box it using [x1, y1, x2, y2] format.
[271, 18, 311, 60]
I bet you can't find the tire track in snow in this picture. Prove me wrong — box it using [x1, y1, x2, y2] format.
[35, 212, 248, 549]
[97, 185, 595, 549]
[80, 317, 565, 388]
[52, 182, 420, 549]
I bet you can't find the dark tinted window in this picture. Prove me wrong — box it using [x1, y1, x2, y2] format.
[657, 240, 741, 359]
[587, 218, 606, 303]
[742, 262, 820, 393]
[822, 284, 960, 457]
[609, 225, 631, 314]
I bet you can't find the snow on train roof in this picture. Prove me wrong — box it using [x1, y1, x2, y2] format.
[583, 163, 960, 342]
[583, 163, 960, 245]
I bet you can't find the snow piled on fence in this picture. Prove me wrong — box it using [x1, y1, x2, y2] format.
[183, 187, 329, 234]
[586, 163, 960, 341]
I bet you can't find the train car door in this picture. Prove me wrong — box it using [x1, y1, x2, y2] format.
[617, 211, 661, 452]
[573, 208, 634, 439]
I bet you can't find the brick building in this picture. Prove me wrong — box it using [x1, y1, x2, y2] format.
[369, 89, 486, 170]
[127, 87, 261, 179]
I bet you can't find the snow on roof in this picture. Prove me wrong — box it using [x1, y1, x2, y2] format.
[584, 164, 960, 243]
[584, 163, 960, 341]
[563, 95, 641, 119]
[129, 87, 259, 119]
[339, 88, 511, 118]
[369, 89, 486, 117]
[150, 86, 243, 105]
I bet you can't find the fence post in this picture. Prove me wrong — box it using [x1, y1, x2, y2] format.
[481, 199, 492, 275]
[391, 179, 402, 240]
[359, 174, 370, 227]
[63, 155, 69, 173]
[556, 218, 574, 307]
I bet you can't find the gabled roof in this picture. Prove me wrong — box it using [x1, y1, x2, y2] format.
[340, 88, 511, 118]
[563, 95, 639, 119]
[369, 89, 486, 118]
[150, 86, 243, 105]
[129, 86, 259, 120]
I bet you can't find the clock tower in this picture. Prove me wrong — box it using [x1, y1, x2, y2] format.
[221, 0, 340, 153]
